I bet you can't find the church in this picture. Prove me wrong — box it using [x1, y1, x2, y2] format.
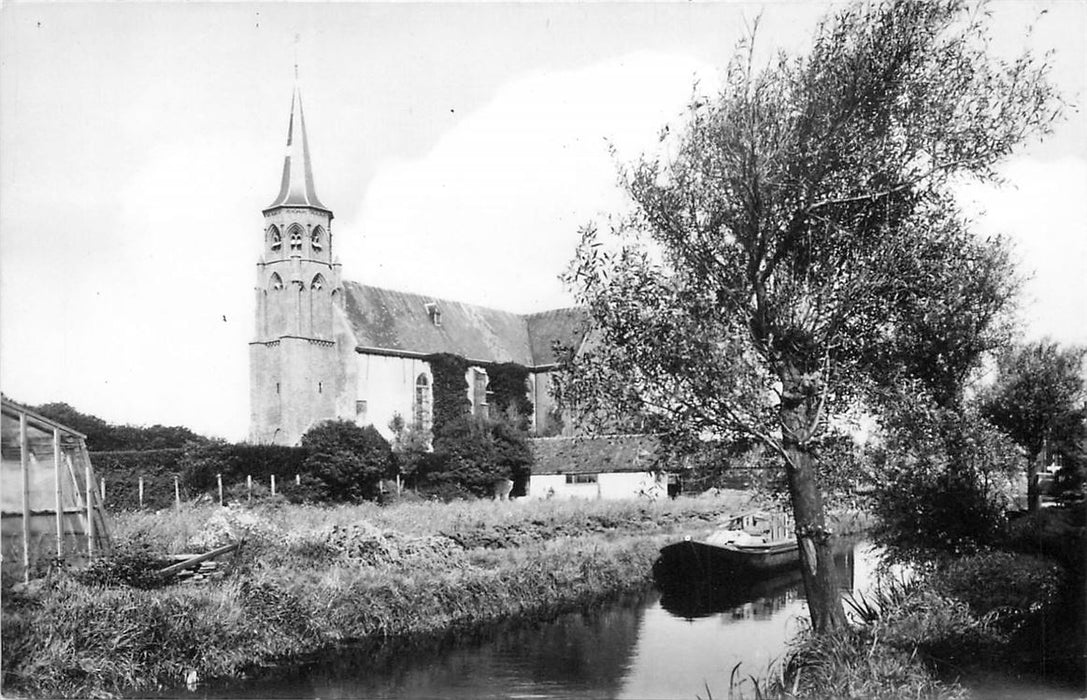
[249, 88, 588, 445]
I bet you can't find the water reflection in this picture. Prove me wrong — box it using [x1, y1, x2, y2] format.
[186, 541, 881, 700]
[656, 540, 858, 620]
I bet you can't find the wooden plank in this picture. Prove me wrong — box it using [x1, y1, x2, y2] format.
[82, 442, 110, 553]
[54, 428, 63, 558]
[0, 398, 88, 439]
[156, 542, 241, 578]
[20, 413, 31, 582]
[85, 449, 95, 557]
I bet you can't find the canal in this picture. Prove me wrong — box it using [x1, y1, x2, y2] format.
[189, 540, 882, 699]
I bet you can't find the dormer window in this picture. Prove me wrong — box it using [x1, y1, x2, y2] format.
[290, 230, 303, 251]
[425, 302, 442, 327]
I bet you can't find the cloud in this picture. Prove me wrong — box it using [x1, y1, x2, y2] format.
[346, 51, 718, 312]
[956, 156, 1087, 345]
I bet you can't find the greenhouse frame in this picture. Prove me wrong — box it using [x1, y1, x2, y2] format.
[1, 397, 111, 581]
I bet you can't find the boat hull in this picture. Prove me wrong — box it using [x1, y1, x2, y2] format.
[653, 538, 800, 584]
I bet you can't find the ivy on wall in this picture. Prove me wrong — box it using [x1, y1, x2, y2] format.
[487, 363, 533, 430]
[425, 354, 534, 434]
[426, 353, 471, 435]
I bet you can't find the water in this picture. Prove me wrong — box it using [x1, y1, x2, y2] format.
[193, 540, 883, 699]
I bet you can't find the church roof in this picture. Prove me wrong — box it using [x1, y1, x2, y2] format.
[342, 282, 587, 367]
[266, 87, 327, 212]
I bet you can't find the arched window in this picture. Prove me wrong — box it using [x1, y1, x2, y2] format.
[413, 373, 432, 431]
[311, 226, 325, 252]
[311, 274, 325, 291]
[269, 272, 284, 291]
[268, 225, 282, 250]
[288, 225, 303, 252]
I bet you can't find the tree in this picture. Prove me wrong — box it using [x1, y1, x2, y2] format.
[981, 341, 1087, 510]
[867, 389, 1023, 559]
[560, 0, 1059, 633]
[418, 415, 534, 498]
[300, 420, 396, 502]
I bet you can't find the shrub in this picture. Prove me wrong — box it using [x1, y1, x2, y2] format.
[866, 395, 1022, 560]
[91, 449, 186, 510]
[419, 415, 533, 497]
[300, 421, 396, 502]
[928, 551, 1065, 629]
[73, 540, 171, 589]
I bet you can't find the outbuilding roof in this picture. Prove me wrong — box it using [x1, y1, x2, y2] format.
[529, 434, 662, 475]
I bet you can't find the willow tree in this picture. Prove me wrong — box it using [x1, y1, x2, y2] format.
[560, 0, 1060, 633]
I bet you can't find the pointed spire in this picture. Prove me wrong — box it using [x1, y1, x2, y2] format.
[267, 86, 327, 211]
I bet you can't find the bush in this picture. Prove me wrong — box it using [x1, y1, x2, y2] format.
[929, 551, 1065, 629]
[300, 421, 396, 502]
[91, 449, 186, 511]
[73, 540, 171, 589]
[866, 395, 1022, 560]
[416, 415, 533, 497]
[180, 442, 308, 493]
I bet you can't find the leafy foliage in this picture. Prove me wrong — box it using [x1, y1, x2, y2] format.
[426, 353, 471, 434]
[32, 402, 209, 452]
[91, 449, 187, 510]
[981, 340, 1086, 509]
[866, 390, 1024, 559]
[413, 416, 534, 498]
[300, 420, 396, 502]
[73, 540, 171, 589]
[558, 0, 1059, 632]
[929, 551, 1065, 629]
[486, 363, 534, 431]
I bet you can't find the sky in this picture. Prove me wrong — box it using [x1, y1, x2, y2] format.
[1, 1, 1084, 441]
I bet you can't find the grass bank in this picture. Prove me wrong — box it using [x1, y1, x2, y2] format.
[2, 493, 751, 698]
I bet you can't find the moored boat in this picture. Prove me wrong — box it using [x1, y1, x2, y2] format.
[653, 510, 798, 584]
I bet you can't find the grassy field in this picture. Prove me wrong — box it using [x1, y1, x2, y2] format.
[2, 492, 753, 698]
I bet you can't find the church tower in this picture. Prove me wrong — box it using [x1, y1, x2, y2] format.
[250, 86, 349, 444]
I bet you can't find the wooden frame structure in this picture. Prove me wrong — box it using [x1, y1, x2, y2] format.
[1, 398, 111, 581]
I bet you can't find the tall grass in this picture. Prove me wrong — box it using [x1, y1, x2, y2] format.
[3, 493, 752, 698]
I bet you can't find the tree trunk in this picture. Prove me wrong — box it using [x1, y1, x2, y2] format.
[779, 375, 847, 635]
[1027, 449, 1042, 513]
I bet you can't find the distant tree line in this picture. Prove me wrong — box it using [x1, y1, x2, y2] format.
[31, 396, 533, 508]
[31, 402, 209, 452]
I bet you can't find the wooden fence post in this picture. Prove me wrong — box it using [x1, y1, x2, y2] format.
[20, 413, 31, 582]
[100, 477, 106, 503]
[295, 473, 300, 486]
[54, 428, 63, 559]
[174, 475, 180, 509]
[138, 476, 144, 509]
[217, 473, 223, 506]
[271, 474, 276, 497]
[247, 474, 252, 502]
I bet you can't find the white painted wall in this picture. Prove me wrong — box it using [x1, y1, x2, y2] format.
[527, 471, 666, 500]
[356, 354, 432, 439]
